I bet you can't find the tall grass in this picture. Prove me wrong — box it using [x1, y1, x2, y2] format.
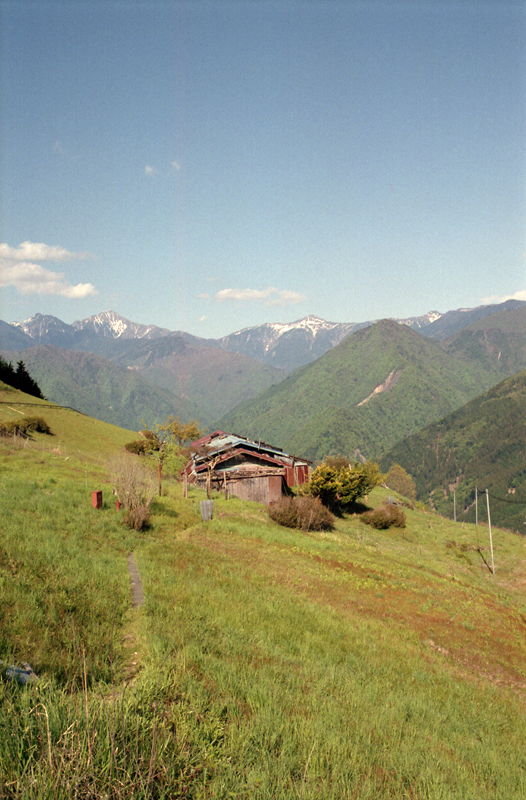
[0, 457, 135, 682]
[133, 516, 526, 798]
[2, 431, 526, 798]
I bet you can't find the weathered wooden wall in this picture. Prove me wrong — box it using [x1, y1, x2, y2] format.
[226, 474, 283, 505]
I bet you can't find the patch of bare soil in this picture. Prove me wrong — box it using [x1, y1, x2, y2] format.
[357, 369, 403, 407]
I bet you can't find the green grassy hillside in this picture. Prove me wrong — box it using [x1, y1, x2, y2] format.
[1, 390, 526, 797]
[218, 319, 495, 462]
[0, 382, 137, 454]
[381, 369, 526, 534]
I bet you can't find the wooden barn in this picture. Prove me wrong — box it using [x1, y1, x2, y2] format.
[182, 431, 311, 505]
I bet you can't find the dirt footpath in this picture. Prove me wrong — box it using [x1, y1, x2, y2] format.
[127, 552, 145, 608]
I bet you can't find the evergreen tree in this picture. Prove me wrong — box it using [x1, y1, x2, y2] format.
[0, 356, 45, 399]
[15, 361, 44, 399]
[0, 356, 16, 387]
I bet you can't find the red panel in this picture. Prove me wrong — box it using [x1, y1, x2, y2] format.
[297, 465, 309, 485]
[91, 490, 103, 509]
[285, 467, 295, 487]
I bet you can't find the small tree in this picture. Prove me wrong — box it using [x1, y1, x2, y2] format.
[124, 430, 161, 456]
[149, 416, 204, 495]
[157, 417, 203, 448]
[305, 463, 341, 507]
[386, 463, 416, 503]
[304, 459, 385, 511]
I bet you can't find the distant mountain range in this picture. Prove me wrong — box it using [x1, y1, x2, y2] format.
[13, 309, 172, 344]
[3, 300, 526, 534]
[5, 298, 525, 367]
[1, 298, 526, 437]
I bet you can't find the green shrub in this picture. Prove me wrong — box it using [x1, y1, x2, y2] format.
[124, 439, 151, 455]
[26, 416, 52, 434]
[141, 429, 159, 441]
[124, 431, 160, 455]
[0, 416, 52, 437]
[269, 496, 334, 531]
[304, 459, 385, 511]
[361, 503, 406, 530]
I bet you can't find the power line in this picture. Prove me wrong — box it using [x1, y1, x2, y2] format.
[475, 487, 526, 506]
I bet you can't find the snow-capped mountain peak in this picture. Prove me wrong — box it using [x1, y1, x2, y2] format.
[268, 315, 336, 337]
[72, 310, 170, 340]
[397, 310, 443, 329]
[14, 313, 74, 341]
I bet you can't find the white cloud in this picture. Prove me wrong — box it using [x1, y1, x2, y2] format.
[266, 289, 309, 306]
[0, 241, 91, 262]
[198, 315, 207, 323]
[215, 286, 307, 306]
[171, 161, 181, 171]
[0, 240, 97, 298]
[198, 292, 210, 299]
[480, 290, 526, 305]
[144, 164, 158, 176]
[0, 261, 97, 298]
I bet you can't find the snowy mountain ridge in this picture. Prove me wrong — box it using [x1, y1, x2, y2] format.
[14, 310, 170, 342]
[72, 310, 171, 340]
[8, 300, 525, 373]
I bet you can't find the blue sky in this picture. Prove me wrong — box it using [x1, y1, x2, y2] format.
[1, 0, 525, 338]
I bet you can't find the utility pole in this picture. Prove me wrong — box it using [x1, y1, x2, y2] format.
[486, 489, 495, 574]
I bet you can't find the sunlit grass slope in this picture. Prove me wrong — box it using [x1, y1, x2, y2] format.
[1, 391, 526, 798]
[0, 382, 137, 457]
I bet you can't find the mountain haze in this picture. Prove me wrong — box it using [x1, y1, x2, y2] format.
[2, 345, 195, 431]
[8, 299, 524, 375]
[423, 298, 526, 341]
[215, 315, 364, 371]
[110, 334, 285, 423]
[442, 305, 526, 378]
[15, 310, 172, 343]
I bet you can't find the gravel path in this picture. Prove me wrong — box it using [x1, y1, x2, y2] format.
[127, 552, 145, 609]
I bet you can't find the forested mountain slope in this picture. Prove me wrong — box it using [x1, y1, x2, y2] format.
[381, 369, 526, 534]
[442, 305, 526, 379]
[2, 345, 195, 431]
[218, 320, 496, 462]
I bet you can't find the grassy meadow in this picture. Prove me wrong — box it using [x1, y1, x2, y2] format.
[1, 386, 526, 798]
